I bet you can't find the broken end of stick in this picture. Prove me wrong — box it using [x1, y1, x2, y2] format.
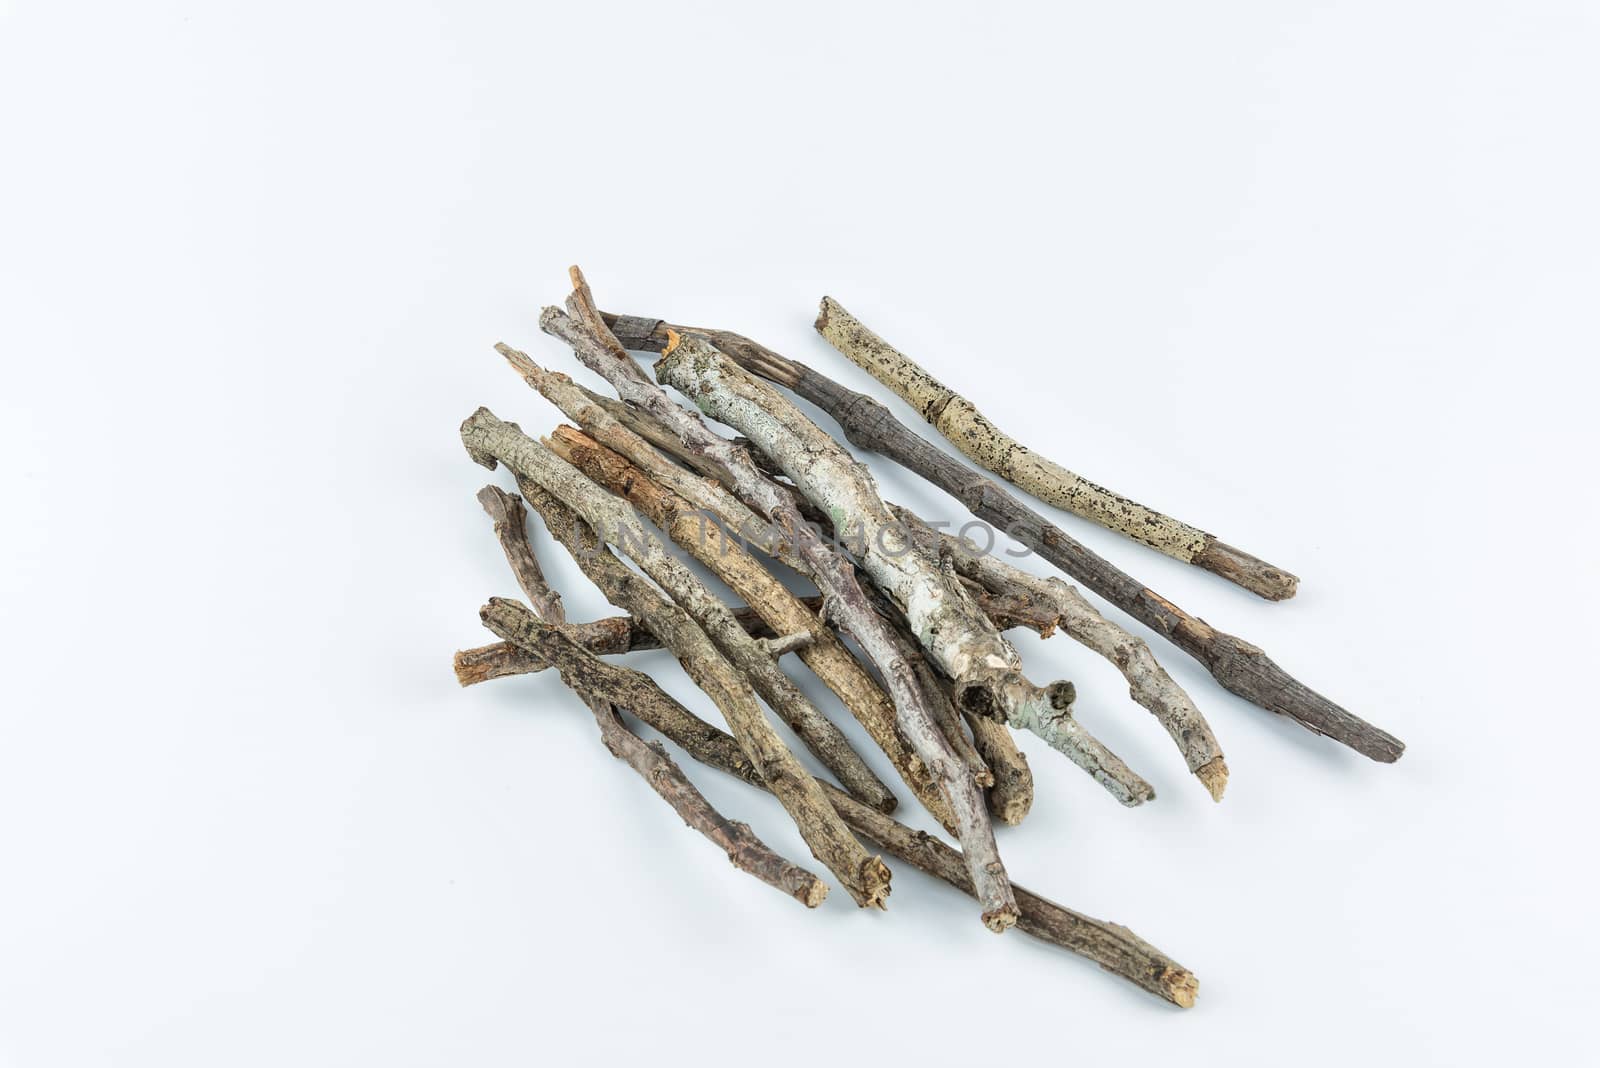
[460, 407, 505, 470]
[1192, 538, 1300, 601]
[795, 874, 829, 908]
[856, 856, 893, 910]
[814, 295, 838, 334]
[1195, 756, 1229, 802]
[452, 649, 489, 687]
[982, 903, 1020, 933]
[1161, 968, 1200, 1009]
[662, 328, 683, 357]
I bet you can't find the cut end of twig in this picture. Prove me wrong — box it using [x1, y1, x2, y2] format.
[495, 340, 542, 381]
[1195, 756, 1229, 802]
[814, 296, 836, 334]
[452, 649, 489, 687]
[567, 264, 586, 289]
[1162, 969, 1200, 1008]
[982, 904, 1020, 933]
[1192, 538, 1300, 601]
[663, 328, 683, 357]
[797, 876, 829, 908]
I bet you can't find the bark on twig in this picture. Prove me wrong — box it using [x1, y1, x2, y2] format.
[519, 634, 1198, 1007]
[813, 297, 1299, 602]
[655, 334, 1154, 807]
[478, 600, 827, 906]
[544, 422, 897, 814]
[602, 313, 1403, 763]
[535, 301, 1018, 932]
[902, 512, 1228, 801]
[475, 486, 565, 623]
[462, 410, 892, 907]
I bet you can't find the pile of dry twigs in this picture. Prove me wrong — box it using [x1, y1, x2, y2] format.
[454, 268, 1404, 1007]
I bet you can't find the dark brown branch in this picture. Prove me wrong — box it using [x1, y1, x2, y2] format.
[516, 626, 1198, 1007]
[476, 486, 565, 623]
[477, 600, 826, 906]
[601, 312, 1404, 764]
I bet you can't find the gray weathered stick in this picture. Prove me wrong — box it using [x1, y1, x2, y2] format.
[602, 313, 1403, 763]
[462, 411, 892, 907]
[536, 298, 1019, 932]
[655, 333, 1155, 807]
[814, 297, 1299, 602]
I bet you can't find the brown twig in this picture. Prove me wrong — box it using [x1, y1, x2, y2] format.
[477, 601, 827, 906]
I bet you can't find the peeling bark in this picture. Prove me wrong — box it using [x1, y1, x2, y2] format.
[535, 305, 1018, 932]
[602, 312, 1402, 763]
[479, 601, 827, 906]
[814, 297, 1299, 602]
[655, 334, 1155, 808]
[462, 409, 891, 908]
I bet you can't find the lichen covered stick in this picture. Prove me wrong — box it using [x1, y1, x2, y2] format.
[537, 304, 1019, 932]
[812, 298, 1298, 602]
[516, 633, 1198, 1007]
[602, 313, 1403, 763]
[895, 509, 1228, 801]
[462, 410, 892, 907]
[654, 333, 1155, 807]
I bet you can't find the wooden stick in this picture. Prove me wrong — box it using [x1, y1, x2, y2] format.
[656, 333, 1155, 807]
[462, 410, 893, 907]
[470, 485, 824, 906]
[900, 510, 1228, 801]
[536, 302, 1019, 932]
[509, 629, 1198, 1007]
[452, 591, 1056, 689]
[543, 423, 898, 814]
[813, 297, 1299, 602]
[477, 601, 827, 906]
[602, 313, 1403, 763]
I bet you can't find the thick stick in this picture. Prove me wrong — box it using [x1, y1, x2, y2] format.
[656, 334, 1155, 807]
[462, 411, 892, 907]
[537, 301, 1018, 932]
[544, 423, 897, 814]
[477, 601, 827, 906]
[906, 514, 1228, 801]
[813, 297, 1298, 602]
[604, 314, 1403, 763]
[513, 632, 1198, 1007]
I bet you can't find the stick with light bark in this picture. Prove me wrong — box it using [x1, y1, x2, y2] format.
[602, 313, 1403, 763]
[462, 410, 892, 907]
[654, 332, 1155, 807]
[814, 297, 1298, 601]
[507, 623, 1198, 1007]
[539, 286, 1018, 933]
[897, 509, 1227, 801]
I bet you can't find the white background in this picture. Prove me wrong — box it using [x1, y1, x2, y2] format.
[3, 2, 1597, 1064]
